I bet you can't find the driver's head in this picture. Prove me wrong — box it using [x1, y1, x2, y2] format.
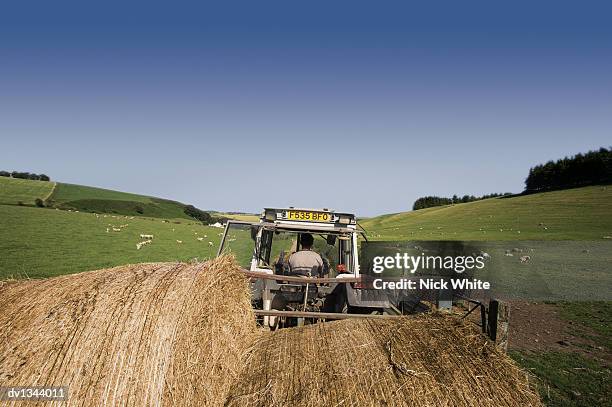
[300, 233, 314, 249]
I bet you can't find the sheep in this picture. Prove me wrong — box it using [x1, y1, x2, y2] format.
[106, 228, 110, 233]
[520, 255, 531, 263]
[208, 241, 214, 246]
[140, 234, 154, 239]
[197, 237, 204, 241]
[112, 227, 121, 232]
[136, 240, 152, 250]
[176, 240, 183, 244]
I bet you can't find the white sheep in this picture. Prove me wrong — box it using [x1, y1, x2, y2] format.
[112, 227, 121, 232]
[520, 255, 531, 263]
[136, 240, 152, 250]
[197, 237, 204, 241]
[140, 234, 154, 239]
[176, 240, 183, 244]
[208, 241, 213, 246]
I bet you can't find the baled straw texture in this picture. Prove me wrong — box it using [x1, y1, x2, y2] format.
[226, 314, 542, 407]
[0, 256, 256, 407]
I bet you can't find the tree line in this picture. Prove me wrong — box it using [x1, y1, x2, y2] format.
[524, 147, 611, 192]
[413, 193, 512, 210]
[0, 171, 51, 181]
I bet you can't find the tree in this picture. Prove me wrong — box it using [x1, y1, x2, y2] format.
[525, 147, 611, 192]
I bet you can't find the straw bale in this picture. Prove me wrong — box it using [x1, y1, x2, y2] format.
[226, 314, 542, 407]
[0, 257, 255, 406]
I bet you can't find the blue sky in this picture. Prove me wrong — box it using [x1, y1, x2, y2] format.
[1, 1, 610, 216]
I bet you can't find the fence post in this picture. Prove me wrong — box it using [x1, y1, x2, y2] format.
[488, 299, 510, 351]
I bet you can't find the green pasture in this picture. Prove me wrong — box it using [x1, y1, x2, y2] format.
[361, 186, 612, 241]
[0, 205, 222, 279]
[0, 177, 55, 206]
[48, 182, 192, 219]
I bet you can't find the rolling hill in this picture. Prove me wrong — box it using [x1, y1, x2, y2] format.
[0, 176, 195, 220]
[48, 182, 194, 220]
[361, 186, 612, 241]
[0, 177, 226, 279]
[0, 204, 222, 279]
[0, 176, 56, 206]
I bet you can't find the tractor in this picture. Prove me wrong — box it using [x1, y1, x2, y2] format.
[217, 208, 394, 328]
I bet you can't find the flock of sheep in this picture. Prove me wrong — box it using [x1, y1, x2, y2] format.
[133, 230, 215, 250]
[91, 212, 218, 250]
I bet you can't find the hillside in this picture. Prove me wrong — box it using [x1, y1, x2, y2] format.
[48, 182, 193, 219]
[361, 186, 612, 240]
[0, 176, 56, 205]
[0, 177, 225, 279]
[0, 177, 197, 220]
[0, 204, 221, 279]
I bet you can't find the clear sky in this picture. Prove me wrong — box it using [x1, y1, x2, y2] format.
[1, 1, 610, 216]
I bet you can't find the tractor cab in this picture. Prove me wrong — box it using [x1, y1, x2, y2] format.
[218, 208, 392, 328]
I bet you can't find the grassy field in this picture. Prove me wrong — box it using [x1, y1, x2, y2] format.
[0, 177, 55, 206]
[0, 205, 222, 279]
[361, 186, 612, 241]
[510, 351, 610, 407]
[48, 182, 193, 219]
[212, 211, 260, 222]
[1, 178, 610, 405]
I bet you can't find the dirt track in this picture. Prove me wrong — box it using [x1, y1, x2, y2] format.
[0, 258, 542, 406]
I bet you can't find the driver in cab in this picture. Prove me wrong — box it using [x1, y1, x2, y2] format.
[288, 233, 324, 277]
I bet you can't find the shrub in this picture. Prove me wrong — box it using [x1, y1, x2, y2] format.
[35, 198, 45, 207]
[0, 171, 10, 177]
[184, 205, 213, 224]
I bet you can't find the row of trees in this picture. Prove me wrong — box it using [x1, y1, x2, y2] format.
[0, 171, 50, 181]
[412, 192, 512, 210]
[525, 147, 611, 192]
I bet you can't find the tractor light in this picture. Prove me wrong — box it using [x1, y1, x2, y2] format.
[264, 210, 277, 221]
[338, 215, 351, 225]
[336, 264, 347, 274]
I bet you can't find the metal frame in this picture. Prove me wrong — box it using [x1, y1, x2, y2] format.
[254, 309, 398, 320]
[457, 294, 487, 333]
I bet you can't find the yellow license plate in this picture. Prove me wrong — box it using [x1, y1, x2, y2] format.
[286, 211, 332, 222]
